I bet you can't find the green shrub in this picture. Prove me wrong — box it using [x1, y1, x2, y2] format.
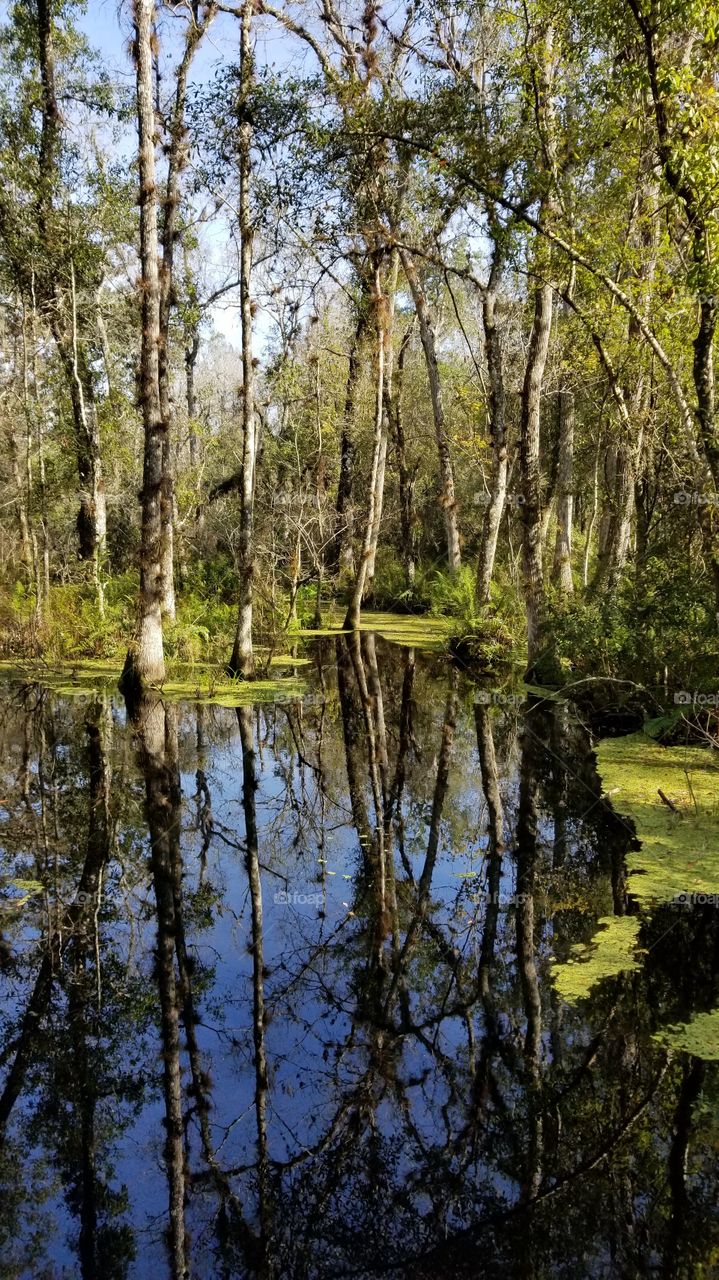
[539, 560, 717, 689]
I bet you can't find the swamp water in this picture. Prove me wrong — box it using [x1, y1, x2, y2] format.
[0, 628, 718, 1278]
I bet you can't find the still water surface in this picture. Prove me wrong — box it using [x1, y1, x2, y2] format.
[0, 632, 717, 1278]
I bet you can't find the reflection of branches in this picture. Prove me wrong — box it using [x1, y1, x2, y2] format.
[0, 701, 113, 1137]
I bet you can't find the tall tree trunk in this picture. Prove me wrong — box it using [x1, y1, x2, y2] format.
[595, 439, 637, 588]
[157, 14, 215, 621]
[390, 319, 416, 585]
[228, 0, 257, 677]
[36, 0, 106, 603]
[365, 250, 399, 595]
[476, 246, 507, 605]
[9, 424, 32, 584]
[185, 330, 200, 465]
[521, 278, 553, 675]
[399, 246, 461, 572]
[552, 389, 575, 593]
[122, 0, 166, 693]
[344, 267, 386, 629]
[56, 272, 106, 611]
[332, 296, 368, 580]
[629, 2, 719, 626]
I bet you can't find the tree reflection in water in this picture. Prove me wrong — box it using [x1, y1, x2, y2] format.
[0, 638, 718, 1278]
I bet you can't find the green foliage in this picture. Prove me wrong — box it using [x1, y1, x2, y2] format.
[0, 575, 136, 661]
[165, 593, 235, 665]
[539, 562, 718, 688]
[426, 565, 478, 622]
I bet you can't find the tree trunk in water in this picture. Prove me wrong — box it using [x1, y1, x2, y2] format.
[236, 704, 272, 1250]
[475, 702, 504, 997]
[476, 258, 507, 606]
[515, 709, 544, 1208]
[520, 280, 553, 676]
[344, 268, 387, 630]
[228, 1, 257, 678]
[552, 389, 574, 593]
[135, 696, 188, 1279]
[399, 246, 461, 572]
[336, 634, 373, 846]
[122, 0, 166, 693]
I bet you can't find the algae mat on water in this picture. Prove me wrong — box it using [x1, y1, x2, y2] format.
[0, 659, 308, 707]
[552, 732, 719, 1011]
[295, 610, 453, 651]
[356, 612, 453, 650]
[553, 915, 642, 1002]
[597, 732, 719, 906]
